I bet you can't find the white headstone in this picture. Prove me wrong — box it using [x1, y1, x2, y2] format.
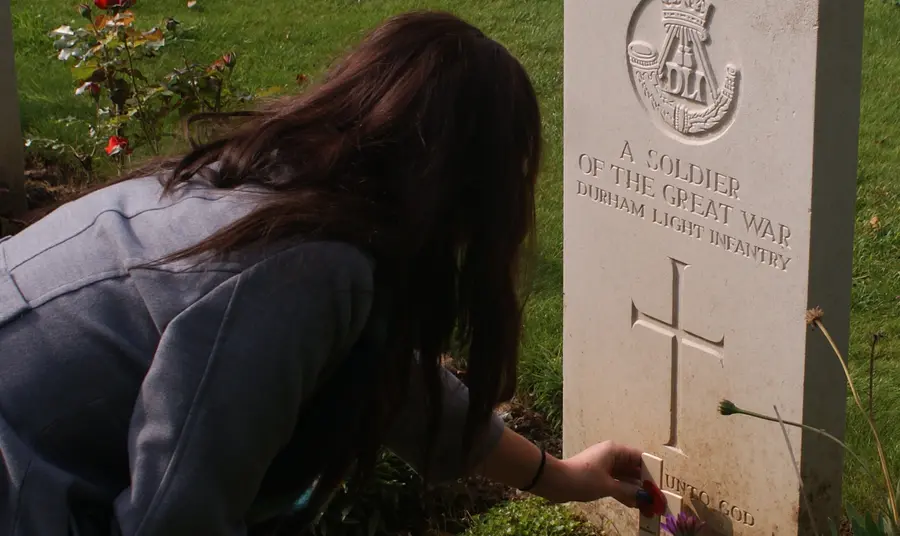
[0, 0, 26, 218]
[563, 1, 863, 534]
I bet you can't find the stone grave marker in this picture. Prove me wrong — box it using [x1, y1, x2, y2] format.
[0, 0, 26, 220]
[562, 0, 863, 534]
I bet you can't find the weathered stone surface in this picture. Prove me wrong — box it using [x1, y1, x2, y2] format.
[563, 1, 863, 534]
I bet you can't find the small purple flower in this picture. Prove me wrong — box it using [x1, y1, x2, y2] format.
[661, 512, 706, 536]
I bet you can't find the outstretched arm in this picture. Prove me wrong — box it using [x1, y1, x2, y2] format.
[474, 426, 644, 507]
[383, 364, 643, 508]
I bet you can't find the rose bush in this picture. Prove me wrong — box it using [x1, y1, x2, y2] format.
[28, 1, 257, 178]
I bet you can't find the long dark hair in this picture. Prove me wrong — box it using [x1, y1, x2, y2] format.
[132, 9, 541, 530]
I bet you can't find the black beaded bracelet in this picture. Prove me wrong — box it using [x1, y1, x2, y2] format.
[520, 446, 547, 492]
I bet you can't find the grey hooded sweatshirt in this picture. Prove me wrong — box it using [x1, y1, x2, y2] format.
[0, 174, 504, 536]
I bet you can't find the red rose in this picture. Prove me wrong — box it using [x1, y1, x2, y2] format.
[638, 480, 667, 518]
[75, 82, 101, 99]
[94, 0, 135, 10]
[105, 136, 130, 156]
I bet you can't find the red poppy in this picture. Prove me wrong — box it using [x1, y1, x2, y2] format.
[639, 480, 667, 518]
[105, 136, 130, 156]
[94, 0, 135, 10]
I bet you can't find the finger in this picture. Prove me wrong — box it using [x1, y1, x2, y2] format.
[610, 467, 643, 486]
[611, 445, 643, 475]
[612, 443, 643, 466]
[611, 463, 642, 481]
[607, 479, 643, 509]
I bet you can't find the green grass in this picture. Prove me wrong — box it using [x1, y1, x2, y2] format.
[463, 498, 601, 536]
[11, 0, 566, 422]
[845, 0, 900, 516]
[10, 0, 900, 525]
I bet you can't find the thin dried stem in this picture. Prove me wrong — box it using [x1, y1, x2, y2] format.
[869, 333, 882, 422]
[774, 405, 820, 536]
[121, 28, 160, 155]
[813, 316, 899, 525]
[722, 403, 879, 488]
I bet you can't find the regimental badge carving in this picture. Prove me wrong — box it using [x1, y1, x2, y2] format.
[627, 0, 740, 139]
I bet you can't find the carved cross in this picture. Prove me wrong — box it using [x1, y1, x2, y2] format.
[631, 258, 724, 453]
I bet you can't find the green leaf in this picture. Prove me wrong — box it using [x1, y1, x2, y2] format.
[70, 62, 101, 83]
[106, 115, 131, 128]
[866, 513, 883, 536]
[828, 518, 841, 536]
[101, 34, 122, 49]
[144, 38, 166, 52]
[58, 48, 78, 62]
[125, 69, 147, 82]
[847, 504, 870, 535]
[49, 25, 75, 38]
[53, 37, 77, 50]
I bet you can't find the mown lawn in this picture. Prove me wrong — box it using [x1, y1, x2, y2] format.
[10, 0, 900, 523]
[845, 0, 900, 515]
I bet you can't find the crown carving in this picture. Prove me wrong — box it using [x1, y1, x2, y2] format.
[661, 0, 710, 33]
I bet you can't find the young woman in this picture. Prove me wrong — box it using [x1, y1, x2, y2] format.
[0, 10, 649, 536]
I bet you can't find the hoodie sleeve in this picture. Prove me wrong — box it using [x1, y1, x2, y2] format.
[382, 362, 506, 483]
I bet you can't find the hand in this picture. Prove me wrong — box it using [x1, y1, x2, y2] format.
[558, 440, 643, 507]
[474, 427, 645, 509]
